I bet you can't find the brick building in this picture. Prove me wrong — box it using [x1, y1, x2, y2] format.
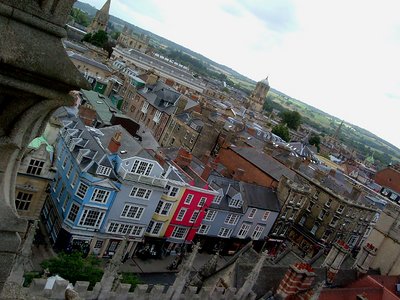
[120, 73, 198, 141]
[374, 164, 400, 194]
[216, 145, 296, 189]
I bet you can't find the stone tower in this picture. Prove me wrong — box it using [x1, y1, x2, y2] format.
[87, 0, 111, 33]
[247, 77, 270, 113]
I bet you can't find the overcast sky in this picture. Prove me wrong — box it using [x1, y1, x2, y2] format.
[85, 0, 400, 150]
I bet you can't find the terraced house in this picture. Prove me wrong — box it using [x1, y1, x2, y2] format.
[42, 109, 168, 258]
[269, 166, 379, 258]
[196, 175, 281, 253]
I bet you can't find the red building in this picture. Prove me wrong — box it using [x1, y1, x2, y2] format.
[165, 185, 217, 246]
[375, 164, 400, 194]
[160, 148, 218, 250]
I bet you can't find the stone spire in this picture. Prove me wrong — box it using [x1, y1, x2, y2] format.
[168, 242, 200, 300]
[99, 237, 127, 295]
[188, 251, 219, 288]
[234, 250, 268, 300]
[7, 221, 37, 285]
[87, 0, 111, 33]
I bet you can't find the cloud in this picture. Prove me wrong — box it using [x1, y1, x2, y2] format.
[236, 0, 298, 33]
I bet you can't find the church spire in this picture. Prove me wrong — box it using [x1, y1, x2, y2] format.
[87, 0, 111, 33]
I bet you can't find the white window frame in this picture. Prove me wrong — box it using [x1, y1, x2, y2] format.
[130, 186, 152, 199]
[90, 188, 111, 204]
[131, 160, 153, 176]
[97, 165, 112, 177]
[262, 211, 270, 221]
[120, 204, 145, 220]
[251, 225, 265, 240]
[147, 221, 164, 235]
[165, 185, 180, 197]
[76, 182, 89, 199]
[176, 208, 187, 221]
[155, 201, 173, 216]
[237, 223, 251, 238]
[78, 209, 105, 228]
[213, 195, 222, 204]
[217, 227, 232, 238]
[229, 198, 243, 208]
[204, 209, 217, 221]
[171, 227, 188, 239]
[248, 208, 257, 219]
[198, 224, 210, 235]
[184, 194, 194, 205]
[189, 210, 200, 223]
[153, 110, 162, 123]
[198, 197, 207, 207]
[224, 213, 240, 225]
[67, 203, 80, 222]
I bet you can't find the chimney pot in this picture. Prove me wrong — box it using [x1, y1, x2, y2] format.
[108, 131, 122, 153]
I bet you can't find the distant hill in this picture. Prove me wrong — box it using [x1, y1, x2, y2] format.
[74, 1, 400, 168]
[74, 1, 256, 89]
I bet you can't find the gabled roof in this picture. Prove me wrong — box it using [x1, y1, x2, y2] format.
[230, 146, 296, 181]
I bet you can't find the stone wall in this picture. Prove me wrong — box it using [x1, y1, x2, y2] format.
[24, 279, 255, 300]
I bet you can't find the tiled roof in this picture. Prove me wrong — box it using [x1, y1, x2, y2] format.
[230, 146, 296, 181]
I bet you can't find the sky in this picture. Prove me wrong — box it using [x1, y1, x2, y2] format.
[85, 0, 400, 150]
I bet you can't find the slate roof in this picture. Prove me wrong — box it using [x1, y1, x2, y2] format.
[230, 147, 296, 181]
[97, 125, 153, 160]
[208, 175, 244, 213]
[138, 82, 181, 115]
[67, 51, 111, 72]
[240, 182, 280, 211]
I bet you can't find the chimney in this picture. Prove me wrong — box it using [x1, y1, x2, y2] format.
[78, 104, 96, 126]
[322, 240, 350, 284]
[233, 168, 245, 181]
[155, 151, 166, 167]
[174, 148, 192, 168]
[353, 243, 377, 274]
[165, 78, 175, 87]
[108, 131, 122, 153]
[201, 163, 213, 181]
[276, 263, 316, 299]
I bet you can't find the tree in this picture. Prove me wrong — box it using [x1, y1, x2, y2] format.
[121, 273, 142, 292]
[41, 251, 103, 288]
[280, 111, 302, 130]
[82, 30, 109, 48]
[69, 8, 90, 27]
[272, 124, 290, 142]
[308, 134, 321, 152]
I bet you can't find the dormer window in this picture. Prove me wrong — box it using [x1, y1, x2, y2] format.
[97, 165, 112, 177]
[131, 160, 153, 176]
[228, 198, 243, 208]
[213, 195, 222, 204]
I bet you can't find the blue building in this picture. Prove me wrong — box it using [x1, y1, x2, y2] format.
[196, 175, 281, 253]
[42, 109, 167, 257]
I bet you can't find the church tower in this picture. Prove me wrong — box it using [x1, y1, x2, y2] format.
[87, 0, 111, 33]
[247, 77, 270, 113]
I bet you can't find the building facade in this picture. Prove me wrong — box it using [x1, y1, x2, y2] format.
[42, 111, 168, 258]
[270, 174, 378, 258]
